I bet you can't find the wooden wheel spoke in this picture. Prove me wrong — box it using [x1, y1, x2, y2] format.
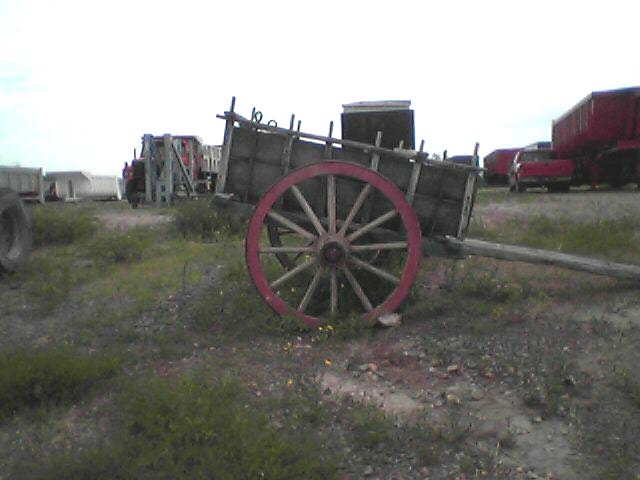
[274, 226, 295, 235]
[327, 175, 337, 235]
[347, 209, 398, 242]
[350, 241, 408, 252]
[291, 185, 326, 236]
[267, 210, 316, 241]
[342, 266, 373, 311]
[330, 268, 338, 315]
[348, 255, 400, 284]
[270, 257, 317, 290]
[338, 184, 372, 236]
[298, 267, 324, 312]
[259, 245, 315, 254]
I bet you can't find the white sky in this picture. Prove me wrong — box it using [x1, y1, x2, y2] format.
[0, 0, 638, 175]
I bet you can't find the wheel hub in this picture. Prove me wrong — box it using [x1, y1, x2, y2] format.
[320, 240, 346, 265]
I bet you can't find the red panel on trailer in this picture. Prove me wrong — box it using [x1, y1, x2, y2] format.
[553, 87, 640, 156]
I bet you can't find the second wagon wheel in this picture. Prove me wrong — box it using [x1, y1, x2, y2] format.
[246, 161, 422, 328]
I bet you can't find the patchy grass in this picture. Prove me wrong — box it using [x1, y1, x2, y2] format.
[15, 375, 339, 480]
[173, 198, 246, 241]
[0, 347, 120, 422]
[470, 214, 640, 263]
[3, 192, 640, 479]
[84, 227, 156, 264]
[32, 204, 99, 246]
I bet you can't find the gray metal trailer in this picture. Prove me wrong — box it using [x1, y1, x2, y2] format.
[0, 166, 45, 204]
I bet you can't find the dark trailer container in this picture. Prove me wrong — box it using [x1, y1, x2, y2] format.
[552, 86, 640, 186]
[341, 101, 415, 150]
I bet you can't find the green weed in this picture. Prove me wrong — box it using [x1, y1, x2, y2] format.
[344, 403, 393, 451]
[0, 347, 120, 422]
[469, 214, 640, 262]
[32, 205, 98, 246]
[84, 227, 155, 264]
[34, 375, 338, 480]
[173, 198, 246, 241]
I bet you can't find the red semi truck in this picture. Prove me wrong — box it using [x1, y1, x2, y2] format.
[553, 86, 640, 188]
[483, 148, 521, 185]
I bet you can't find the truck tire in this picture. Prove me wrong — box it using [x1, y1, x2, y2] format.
[0, 189, 32, 274]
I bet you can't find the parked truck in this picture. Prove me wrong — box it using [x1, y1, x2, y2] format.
[124, 134, 220, 206]
[552, 86, 640, 187]
[483, 148, 521, 186]
[508, 145, 574, 193]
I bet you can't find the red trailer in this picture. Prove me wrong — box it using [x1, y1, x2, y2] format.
[483, 148, 521, 185]
[552, 87, 640, 187]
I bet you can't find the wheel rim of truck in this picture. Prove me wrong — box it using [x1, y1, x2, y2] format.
[245, 161, 422, 328]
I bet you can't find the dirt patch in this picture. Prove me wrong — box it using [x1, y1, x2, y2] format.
[95, 208, 172, 231]
[475, 189, 640, 227]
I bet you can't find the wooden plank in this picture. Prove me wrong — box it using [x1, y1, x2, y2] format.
[215, 97, 236, 194]
[447, 237, 640, 281]
[456, 170, 478, 239]
[324, 121, 334, 160]
[405, 139, 425, 205]
[280, 114, 296, 176]
[370, 131, 383, 171]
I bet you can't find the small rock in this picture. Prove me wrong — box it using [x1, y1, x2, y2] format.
[470, 389, 485, 401]
[377, 313, 401, 327]
[363, 465, 375, 476]
[532, 416, 543, 423]
[446, 393, 462, 405]
[447, 364, 460, 374]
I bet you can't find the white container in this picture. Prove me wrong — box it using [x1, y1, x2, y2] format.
[44, 172, 122, 201]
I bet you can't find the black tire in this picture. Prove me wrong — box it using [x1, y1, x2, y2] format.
[0, 189, 32, 274]
[516, 181, 527, 193]
[547, 184, 569, 193]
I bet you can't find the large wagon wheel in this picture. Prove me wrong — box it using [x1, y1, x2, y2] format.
[246, 161, 422, 328]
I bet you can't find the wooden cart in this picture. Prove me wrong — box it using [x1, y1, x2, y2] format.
[213, 98, 478, 327]
[213, 98, 640, 328]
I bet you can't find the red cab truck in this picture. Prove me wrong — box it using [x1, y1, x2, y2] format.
[483, 148, 521, 185]
[552, 86, 640, 187]
[508, 145, 574, 193]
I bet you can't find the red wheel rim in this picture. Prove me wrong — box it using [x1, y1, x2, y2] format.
[246, 161, 421, 328]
